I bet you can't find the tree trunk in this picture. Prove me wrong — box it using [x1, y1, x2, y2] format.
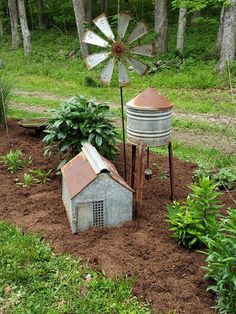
[8, 0, 20, 49]
[154, 0, 168, 54]
[0, 18, 3, 37]
[37, 0, 46, 30]
[72, 0, 88, 57]
[218, 0, 236, 72]
[216, 6, 224, 55]
[101, 0, 108, 15]
[176, 7, 187, 54]
[85, 0, 92, 22]
[17, 0, 32, 55]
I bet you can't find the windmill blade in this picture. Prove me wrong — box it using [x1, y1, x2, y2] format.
[118, 62, 130, 86]
[130, 44, 155, 57]
[127, 22, 148, 44]
[83, 30, 109, 47]
[101, 59, 115, 85]
[93, 13, 115, 41]
[85, 52, 111, 69]
[118, 12, 132, 38]
[126, 57, 149, 76]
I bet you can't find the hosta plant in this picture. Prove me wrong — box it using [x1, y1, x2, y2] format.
[43, 95, 118, 168]
[167, 177, 221, 249]
[203, 209, 236, 314]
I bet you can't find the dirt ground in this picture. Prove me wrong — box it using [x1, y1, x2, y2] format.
[0, 120, 235, 314]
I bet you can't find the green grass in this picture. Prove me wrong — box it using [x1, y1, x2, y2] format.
[154, 140, 236, 170]
[0, 221, 150, 314]
[173, 118, 236, 140]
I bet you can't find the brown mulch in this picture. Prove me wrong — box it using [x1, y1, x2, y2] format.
[0, 120, 235, 314]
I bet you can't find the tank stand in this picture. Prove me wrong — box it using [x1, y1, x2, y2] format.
[131, 142, 175, 218]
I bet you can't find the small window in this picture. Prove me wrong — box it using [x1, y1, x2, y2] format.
[92, 200, 104, 227]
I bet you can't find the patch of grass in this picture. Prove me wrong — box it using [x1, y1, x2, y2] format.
[0, 221, 150, 313]
[173, 118, 236, 140]
[12, 95, 61, 109]
[153, 140, 236, 170]
[7, 108, 49, 119]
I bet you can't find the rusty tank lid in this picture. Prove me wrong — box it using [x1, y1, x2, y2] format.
[126, 88, 173, 111]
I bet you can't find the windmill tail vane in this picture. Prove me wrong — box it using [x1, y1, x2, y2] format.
[82, 12, 154, 86]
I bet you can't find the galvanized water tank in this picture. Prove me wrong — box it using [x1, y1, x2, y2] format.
[126, 88, 173, 147]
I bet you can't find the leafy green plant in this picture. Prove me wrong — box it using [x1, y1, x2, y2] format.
[16, 173, 34, 187]
[167, 177, 221, 249]
[43, 95, 118, 168]
[0, 76, 12, 126]
[192, 162, 215, 182]
[212, 168, 236, 190]
[31, 169, 51, 184]
[0, 150, 26, 173]
[193, 163, 236, 190]
[203, 209, 236, 314]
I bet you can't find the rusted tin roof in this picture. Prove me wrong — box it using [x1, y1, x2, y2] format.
[61, 143, 133, 199]
[127, 87, 172, 110]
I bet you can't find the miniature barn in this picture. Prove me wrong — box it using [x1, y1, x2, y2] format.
[61, 143, 133, 233]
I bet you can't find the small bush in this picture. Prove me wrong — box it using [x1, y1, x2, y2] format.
[0, 150, 32, 173]
[43, 95, 118, 168]
[193, 163, 236, 190]
[203, 209, 236, 314]
[167, 177, 221, 249]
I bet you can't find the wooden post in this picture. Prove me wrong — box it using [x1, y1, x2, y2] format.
[130, 144, 136, 189]
[135, 144, 145, 217]
[168, 141, 175, 201]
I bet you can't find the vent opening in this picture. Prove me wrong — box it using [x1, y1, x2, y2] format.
[92, 200, 104, 227]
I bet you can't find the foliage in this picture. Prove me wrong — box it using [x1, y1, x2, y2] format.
[43, 95, 118, 167]
[0, 76, 12, 126]
[193, 163, 236, 190]
[167, 177, 221, 249]
[30, 169, 51, 184]
[212, 168, 236, 190]
[203, 209, 236, 314]
[16, 173, 34, 187]
[84, 76, 100, 88]
[0, 221, 150, 313]
[0, 150, 32, 173]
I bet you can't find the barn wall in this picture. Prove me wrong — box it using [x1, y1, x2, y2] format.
[72, 173, 133, 231]
[62, 176, 77, 233]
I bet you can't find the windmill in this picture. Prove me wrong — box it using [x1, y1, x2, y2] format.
[82, 12, 154, 180]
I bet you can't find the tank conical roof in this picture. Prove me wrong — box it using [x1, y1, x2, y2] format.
[126, 88, 172, 110]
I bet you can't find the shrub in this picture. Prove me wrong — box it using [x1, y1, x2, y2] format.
[0, 76, 12, 126]
[203, 209, 236, 314]
[43, 95, 118, 168]
[193, 163, 236, 191]
[167, 177, 221, 249]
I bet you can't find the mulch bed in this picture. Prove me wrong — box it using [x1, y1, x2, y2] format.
[0, 120, 235, 314]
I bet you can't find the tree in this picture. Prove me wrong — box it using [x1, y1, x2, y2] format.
[85, 0, 92, 22]
[17, 0, 32, 55]
[101, 0, 108, 15]
[0, 17, 3, 37]
[72, 0, 88, 57]
[37, 0, 46, 30]
[176, 7, 187, 53]
[218, 0, 236, 72]
[154, 0, 168, 53]
[8, 0, 20, 49]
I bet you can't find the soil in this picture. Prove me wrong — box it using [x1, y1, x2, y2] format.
[0, 120, 235, 314]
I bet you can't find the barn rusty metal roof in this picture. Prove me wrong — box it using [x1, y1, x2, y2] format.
[126, 87, 173, 110]
[61, 143, 133, 199]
